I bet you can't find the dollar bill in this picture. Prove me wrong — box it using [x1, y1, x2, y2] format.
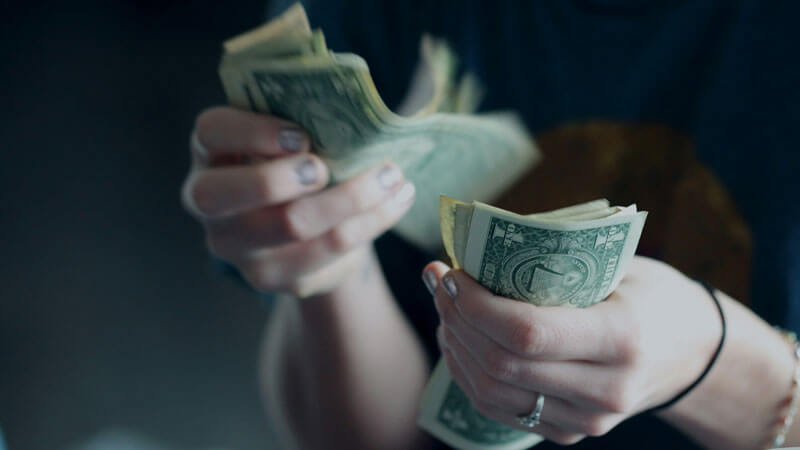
[217, 3, 539, 250]
[419, 196, 647, 450]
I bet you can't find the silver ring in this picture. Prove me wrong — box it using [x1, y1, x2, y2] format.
[516, 393, 545, 428]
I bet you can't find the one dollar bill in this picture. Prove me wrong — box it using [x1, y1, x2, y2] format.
[418, 196, 647, 450]
[217, 3, 540, 251]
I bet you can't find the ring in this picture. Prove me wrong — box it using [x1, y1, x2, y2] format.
[516, 393, 545, 428]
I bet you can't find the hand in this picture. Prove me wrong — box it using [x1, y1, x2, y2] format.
[424, 256, 722, 445]
[181, 106, 415, 297]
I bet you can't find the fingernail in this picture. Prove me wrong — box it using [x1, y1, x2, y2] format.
[423, 270, 438, 295]
[295, 159, 318, 185]
[278, 127, 307, 153]
[377, 164, 403, 190]
[442, 275, 457, 299]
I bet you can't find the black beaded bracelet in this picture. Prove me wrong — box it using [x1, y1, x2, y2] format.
[648, 280, 727, 413]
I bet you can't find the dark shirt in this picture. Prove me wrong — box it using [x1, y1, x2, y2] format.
[266, 1, 800, 448]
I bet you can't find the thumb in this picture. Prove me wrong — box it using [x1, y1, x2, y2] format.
[422, 260, 451, 295]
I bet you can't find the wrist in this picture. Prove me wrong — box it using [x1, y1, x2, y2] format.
[286, 245, 376, 300]
[766, 329, 800, 447]
[312, 245, 379, 300]
[648, 281, 725, 413]
[656, 293, 795, 449]
[296, 245, 393, 316]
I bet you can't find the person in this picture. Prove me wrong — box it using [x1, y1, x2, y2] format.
[181, 1, 800, 448]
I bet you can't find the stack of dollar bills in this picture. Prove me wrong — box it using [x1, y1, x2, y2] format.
[218, 3, 539, 250]
[417, 196, 647, 450]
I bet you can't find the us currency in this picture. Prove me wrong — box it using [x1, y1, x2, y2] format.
[418, 196, 647, 450]
[404, 34, 485, 116]
[218, 3, 538, 250]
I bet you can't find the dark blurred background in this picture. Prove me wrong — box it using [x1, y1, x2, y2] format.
[0, 1, 281, 448]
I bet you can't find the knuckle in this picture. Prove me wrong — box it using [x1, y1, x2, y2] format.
[254, 168, 279, 204]
[509, 318, 547, 356]
[616, 335, 643, 366]
[279, 203, 313, 241]
[484, 350, 517, 383]
[339, 180, 368, 212]
[325, 223, 358, 253]
[597, 382, 635, 414]
[614, 323, 644, 364]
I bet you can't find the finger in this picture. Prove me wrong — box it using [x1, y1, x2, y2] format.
[432, 284, 612, 400]
[441, 270, 623, 361]
[236, 184, 416, 290]
[428, 267, 630, 411]
[439, 336, 585, 445]
[469, 391, 622, 440]
[206, 173, 413, 257]
[421, 260, 451, 295]
[440, 324, 570, 420]
[430, 264, 608, 403]
[466, 398, 586, 446]
[194, 107, 311, 164]
[184, 154, 329, 218]
[445, 312, 619, 410]
[440, 326, 616, 436]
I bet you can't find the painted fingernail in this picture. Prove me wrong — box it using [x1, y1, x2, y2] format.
[278, 127, 307, 153]
[377, 164, 403, 190]
[423, 270, 438, 295]
[442, 275, 457, 299]
[295, 159, 318, 185]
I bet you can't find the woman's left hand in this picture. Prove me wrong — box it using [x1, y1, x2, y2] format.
[424, 256, 723, 445]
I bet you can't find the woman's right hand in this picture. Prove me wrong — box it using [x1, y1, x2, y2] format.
[181, 106, 416, 297]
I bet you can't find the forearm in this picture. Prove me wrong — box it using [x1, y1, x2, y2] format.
[657, 291, 797, 449]
[260, 247, 432, 450]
